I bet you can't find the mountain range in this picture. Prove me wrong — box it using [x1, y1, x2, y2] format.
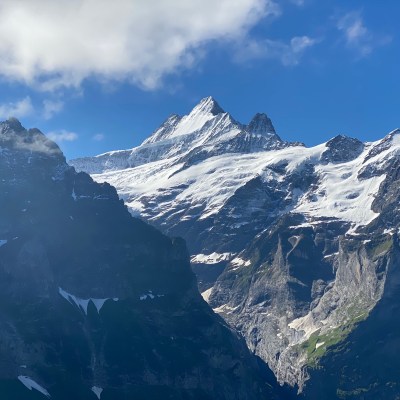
[71, 97, 400, 398]
[0, 117, 286, 400]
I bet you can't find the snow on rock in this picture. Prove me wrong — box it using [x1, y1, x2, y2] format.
[201, 288, 213, 302]
[288, 314, 319, 341]
[88, 131, 400, 235]
[191, 252, 232, 264]
[58, 287, 118, 315]
[139, 291, 164, 300]
[91, 386, 103, 399]
[231, 257, 251, 268]
[18, 376, 51, 398]
[0, 240, 7, 247]
[294, 143, 387, 229]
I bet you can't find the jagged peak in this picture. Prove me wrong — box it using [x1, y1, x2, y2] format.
[363, 128, 400, 162]
[247, 113, 277, 137]
[190, 96, 225, 117]
[384, 128, 400, 140]
[0, 117, 25, 133]
[165, 113, 182, 123]
[0, 118, 64, 159]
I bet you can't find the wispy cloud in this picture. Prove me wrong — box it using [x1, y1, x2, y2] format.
[236, 35, 319, 66]
[290, 0, 305, 6]
[42, 99, 64, 119]
[0, 96, 34, 119]
[0, 0, 280, 91]
[47, 130, 78, 142]
[92, 133, 105, 141]
[337, 11, 390, 57]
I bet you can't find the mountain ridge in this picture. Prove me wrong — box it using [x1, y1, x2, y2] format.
[0, 118, 283, 400]
[70, 98, 400, 397]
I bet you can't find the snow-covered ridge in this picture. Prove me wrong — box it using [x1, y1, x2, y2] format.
[70, 96, 288, 175]
[191, 252, 232, 264]
[71, 98, 400, 234]
[88, 132, 400, 230]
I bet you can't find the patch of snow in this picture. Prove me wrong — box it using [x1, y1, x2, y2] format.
[316, 341, 325, 349]
[288, 314, 319, 340]
[139, 291, 163, 301]
[201, 288, 213, 302]
[231, 257, 251, 268]
[91, 386, 103, 399]
[383, 228, 395, 235]
[58, 287, 117, 315]
[91, 298, 108, 313]
[18, 376, 50, 398]
[191, 252, 231, 265]
[213, 303, 240, 314]
[0, 240, 7, 247]
[323, 252, 339, 259]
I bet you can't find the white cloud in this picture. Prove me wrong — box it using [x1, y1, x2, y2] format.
[47, 130, 78, 142]
[337, 11, 390, 57]
[0, 96, 33, 119]
[236, 35, 318, 66]
[0, 0, 280, 91]
[43, 99, 64, 119]
[92, 133, 105, 141]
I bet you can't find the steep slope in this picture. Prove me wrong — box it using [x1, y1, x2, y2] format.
[71, 98, 400, 396]
[0, 118, 283, 400]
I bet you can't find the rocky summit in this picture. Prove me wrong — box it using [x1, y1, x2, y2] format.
[0, 118, 286, 400]
[72, 97, 400, 398]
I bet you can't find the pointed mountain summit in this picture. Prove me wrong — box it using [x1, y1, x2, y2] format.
[247, 113, 276, 136]
[71, 96, 298, 174]
[191, 96, 225, 116]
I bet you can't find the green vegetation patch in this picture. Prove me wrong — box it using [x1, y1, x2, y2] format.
[300, 303, 370, 368]
[366, 236, 393, 259]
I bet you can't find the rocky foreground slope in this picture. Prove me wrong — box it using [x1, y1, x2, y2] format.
[0, 118, 285, 400]
[72, 97, 400, 397]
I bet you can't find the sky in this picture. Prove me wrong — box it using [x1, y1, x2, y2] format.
[0, 0, 398, 160]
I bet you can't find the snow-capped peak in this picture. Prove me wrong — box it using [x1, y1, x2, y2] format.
[191, 96, 225, 116]
[70, 96, 298, 174]
[142, 97, 225, 145]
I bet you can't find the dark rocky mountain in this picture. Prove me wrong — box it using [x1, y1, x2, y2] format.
[70, 97, 400, 399]
[0, 118, 285, 400]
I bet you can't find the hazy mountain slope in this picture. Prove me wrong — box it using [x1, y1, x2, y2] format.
[0, 118, 283, 400]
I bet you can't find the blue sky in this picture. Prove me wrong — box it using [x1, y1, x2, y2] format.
[0, 0, 398, 159]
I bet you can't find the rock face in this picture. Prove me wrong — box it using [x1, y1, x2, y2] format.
[0, 119, 283, 400]
[71, 97, 400, 398]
